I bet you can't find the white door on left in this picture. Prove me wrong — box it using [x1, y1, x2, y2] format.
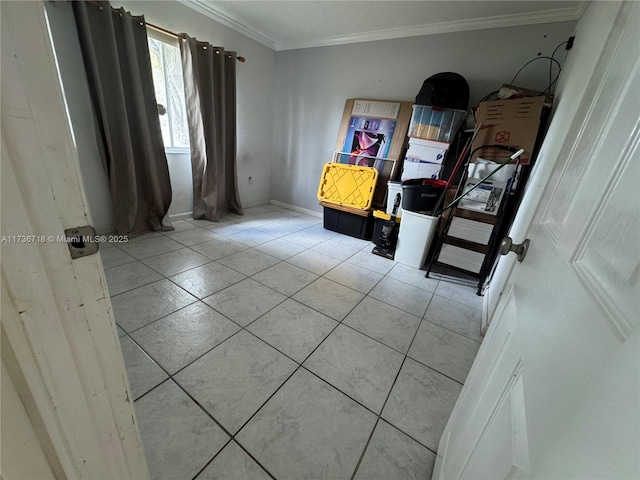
[1, 2, 148, 478]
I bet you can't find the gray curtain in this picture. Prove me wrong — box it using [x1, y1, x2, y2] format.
[179, 35, 243, 221]
[73, 1, 173, 236]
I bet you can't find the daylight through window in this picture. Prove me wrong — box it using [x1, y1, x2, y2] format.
[147, 34, 189, 149]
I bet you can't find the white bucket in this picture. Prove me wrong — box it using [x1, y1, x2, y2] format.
[394, 210, 439, 269]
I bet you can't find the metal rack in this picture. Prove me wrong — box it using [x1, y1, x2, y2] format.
[425, 147, 522, 295]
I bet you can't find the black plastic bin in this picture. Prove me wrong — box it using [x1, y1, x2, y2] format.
[323, 205, 374, 240]
[401, 178, 447, 212]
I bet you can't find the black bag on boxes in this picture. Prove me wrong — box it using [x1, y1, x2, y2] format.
[416, 72, 469, 111]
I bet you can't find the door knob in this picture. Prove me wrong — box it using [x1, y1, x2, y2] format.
[500, 236, 530, 262]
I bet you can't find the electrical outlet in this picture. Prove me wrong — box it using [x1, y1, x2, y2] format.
[566, 36, 575, 50]
[248, 176, 253, 185]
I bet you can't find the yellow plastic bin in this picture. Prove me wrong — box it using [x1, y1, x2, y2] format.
[394, 210, 439, 268]
[317, 163, 378, 239]
[317, 163, 378, 209]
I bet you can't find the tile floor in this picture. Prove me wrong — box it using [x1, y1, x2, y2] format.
[102, 204, 484, 480]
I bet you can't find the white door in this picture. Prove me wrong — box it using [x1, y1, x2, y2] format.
[1, 2, 147, 478]
[433, 3, 640, 479]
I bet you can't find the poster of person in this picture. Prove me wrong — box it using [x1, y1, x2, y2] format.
[339, 116, 396, 172]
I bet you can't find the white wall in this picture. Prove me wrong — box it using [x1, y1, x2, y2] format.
[45, 0, 276, 232]
[45, 1, 115, 231]
[271, 21, 578, 212]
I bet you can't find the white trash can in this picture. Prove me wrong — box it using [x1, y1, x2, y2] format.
[394, 210, 439, 269]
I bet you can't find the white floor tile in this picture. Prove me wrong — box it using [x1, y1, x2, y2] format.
[323, 262, 383, 294]
[104, 261, 163, 296]
[408, 321, 480, 383]
[141, 248, 212, 277]
[166, 227, 221, 247]
[216, 248, 281, 276]
[343, 297, 421, 354]
[118, 236, 183, 260]
[424, 294, 483, 342]
[130, 302, 240, 374]
[247, 299, 337, 362]
[354, 420, 436, 480]
[198, 441, 270, 480]
[191, 237, 249, 260]
[387, 263, 440, 292]
[251, 262, 318, 296]
[175, 331, 297, 433]
[119, 337, 167, 399]
[253, 238, 308, 260]
[369, 276, 433, 317]
[109, 205, 486, 478]
[236, 369, 376, 479]
[226, 229, 277, 247]
[111, 279, 197, 332]
[292, 278, 364, 321]
[134, 381, 229, 480]
[382, 358, 461, 451]
[203, 278, 287, 327]
[304, 324, 404, 413]
[434, 276, 483, 309]
[169, 262, 246, 299]
[346, 249, 397, 275]
[286, 250, 342, 275]
[100, 247, 136, 269]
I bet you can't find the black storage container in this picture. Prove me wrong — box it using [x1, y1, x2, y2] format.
[323, 205, 374, 240]
[401, 178, 447, 212]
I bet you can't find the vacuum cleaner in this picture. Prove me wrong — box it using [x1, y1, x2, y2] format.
[371, 193, 401, 260]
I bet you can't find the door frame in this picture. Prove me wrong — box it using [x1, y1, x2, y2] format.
[1, 2, 147, 478]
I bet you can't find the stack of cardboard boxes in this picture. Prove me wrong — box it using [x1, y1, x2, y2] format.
[431, 89, 552, 283]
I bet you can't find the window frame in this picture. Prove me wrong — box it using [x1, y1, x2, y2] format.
[146, 27, 190, 152]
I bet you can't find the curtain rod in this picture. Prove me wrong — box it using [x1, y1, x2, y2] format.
[147, 23, 246, 63]
[77, 0, 246, 63]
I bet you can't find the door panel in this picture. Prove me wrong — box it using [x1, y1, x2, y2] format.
[433, 3, 640, 478]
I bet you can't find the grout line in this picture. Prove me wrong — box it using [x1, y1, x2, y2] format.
[420, 315, 483, 345]
[349, 418, 380, 480]
[112, 212, 480, 475]
[190, 438, 234, 480]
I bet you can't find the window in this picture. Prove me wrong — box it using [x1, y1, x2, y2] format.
[147, 31, 189, 149]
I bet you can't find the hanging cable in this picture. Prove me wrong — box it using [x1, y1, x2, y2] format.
[549, 41, 568, 88]
[510, 56, 561, 86]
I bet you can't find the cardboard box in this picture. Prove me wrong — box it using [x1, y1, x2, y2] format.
[406, 138, 449, 164]
[471, 96, 547, 165]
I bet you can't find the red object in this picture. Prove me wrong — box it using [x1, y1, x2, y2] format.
[422, 178, 447, 188]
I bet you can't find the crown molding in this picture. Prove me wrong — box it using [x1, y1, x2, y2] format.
[178, 0, 276, 50]
[179, 1, 586, 52]
[276, 5, 586, 51]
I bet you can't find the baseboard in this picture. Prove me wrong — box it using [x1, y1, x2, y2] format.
[269, 200, 323, 218]
[102, 200, 319, 231]
[168, 212, 193, 222]
[242, 199, 271, 208]
[167, 201, 271, 221]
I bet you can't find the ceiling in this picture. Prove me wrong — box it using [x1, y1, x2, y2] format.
[179, 1, 587, 51]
